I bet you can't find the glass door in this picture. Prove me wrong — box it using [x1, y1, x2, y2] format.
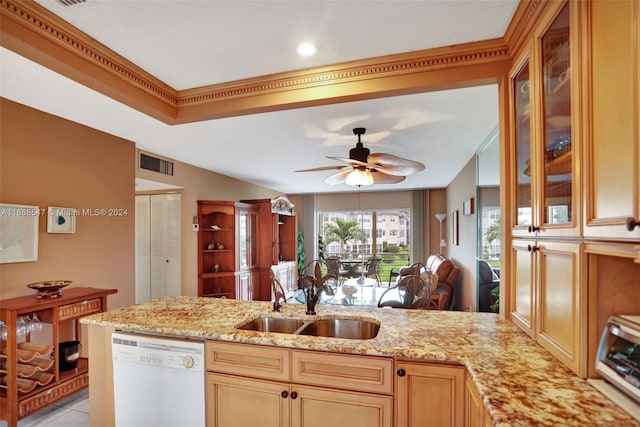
[540, 4, 573, 229]
[513, 56, 533, 232]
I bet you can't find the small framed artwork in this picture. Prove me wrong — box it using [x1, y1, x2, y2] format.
[47, 207, 77, 233]
[0, 203, 39, 263]
[452, 210, 459, 246]
[463, 198, 474, 216]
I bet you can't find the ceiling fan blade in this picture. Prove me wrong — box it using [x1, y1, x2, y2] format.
[371, 171, 406, 184]
[368, 153, 425, 176]
[324, 170, 350, 185]
[326, 156, 369, 168]
[295, 165, 348, 173]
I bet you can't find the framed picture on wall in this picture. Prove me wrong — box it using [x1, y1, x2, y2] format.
[0, 203, 39, 263]
[47, 207, 77, 233]
[463, 198, 474, 216]
[452, 210, 459, 246]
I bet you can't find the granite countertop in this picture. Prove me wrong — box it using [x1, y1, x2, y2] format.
[82, 296, 639, 427]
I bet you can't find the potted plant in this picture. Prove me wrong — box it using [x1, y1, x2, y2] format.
[296, 231, 306, 288]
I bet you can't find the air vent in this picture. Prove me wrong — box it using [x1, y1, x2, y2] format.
[55, 0, 86, 6]
[139, 153, 174, 176]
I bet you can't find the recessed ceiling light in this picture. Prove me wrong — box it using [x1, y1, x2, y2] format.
[297, 42, 317, 57]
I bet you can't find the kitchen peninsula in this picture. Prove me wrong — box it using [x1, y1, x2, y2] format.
[82, 297, 638, 426]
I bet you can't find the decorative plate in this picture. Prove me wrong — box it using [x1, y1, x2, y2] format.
[27, 280, 72, 291]
[27, 280, 72, 297]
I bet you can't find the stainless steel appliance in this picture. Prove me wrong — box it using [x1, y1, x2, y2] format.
[112, 332, 205, 427]
[589, 315, 640, 422]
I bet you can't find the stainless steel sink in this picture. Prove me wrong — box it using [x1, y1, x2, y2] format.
[237, 316, 305, 334]
[297, 318, 380, 340]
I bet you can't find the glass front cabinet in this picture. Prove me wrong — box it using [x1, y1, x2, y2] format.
[197, 201, 258, 300]
[511, 2, 579, 239]
[236, 205, 258, 300]
[509, 1, 586, 378]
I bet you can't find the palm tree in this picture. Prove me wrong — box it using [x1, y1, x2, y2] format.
[484, 217, 501, 258]
[323, 218, 365, 256]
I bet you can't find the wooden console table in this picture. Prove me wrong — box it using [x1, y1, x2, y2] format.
[0, 287, 117, 427]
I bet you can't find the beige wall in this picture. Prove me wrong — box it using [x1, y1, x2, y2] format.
[0, 98, 284, 307]
[0, 98, 135, 309]
[136, 152, 280, 296]
[446, 156, 478, 311]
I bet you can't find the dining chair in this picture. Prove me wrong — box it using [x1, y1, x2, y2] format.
[361, 257, 382, 286]
[325, 256, 349, 285]
[377, 275, 431, 309]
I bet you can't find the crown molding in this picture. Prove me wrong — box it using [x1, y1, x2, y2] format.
[178, 39, 510, 106]
[0, 0, 178, 121]
[1, 0, 540, 125]
[504, 0, 546, 56]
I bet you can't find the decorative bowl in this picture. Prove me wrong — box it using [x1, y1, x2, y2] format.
[341, 285, 358, 297]
[27, 280, 72, 297]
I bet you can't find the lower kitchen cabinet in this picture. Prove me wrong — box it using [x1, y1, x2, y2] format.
[205, 341, 393, 427]
[207, 373, 291, 427]
[464, 372, 492, 427]
[510, 239, 585, 376]
[292, 384, 391, 427]
[207, 373, 392, 427]
[395, 361, 465, 427]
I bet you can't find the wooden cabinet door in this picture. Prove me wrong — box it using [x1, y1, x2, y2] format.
[510, 239, 536, 338]
[207, 373, 290, 427]
[464, 373, 484, 427]
[291, 384, 392, 427]
[235, 271, 251, 300]
[395, 362, 465, 427]
[536, 241, 584, 376]
[509, 48, 536, 239]
[582, 0, 640, 240]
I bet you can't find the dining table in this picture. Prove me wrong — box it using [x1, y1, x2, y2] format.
[293, 278, 448, 310]
[339, 259, 367, 277]
[294, 278, 383, 308]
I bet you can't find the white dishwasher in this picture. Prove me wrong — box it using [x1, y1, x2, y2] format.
[111, 332, 205, 427]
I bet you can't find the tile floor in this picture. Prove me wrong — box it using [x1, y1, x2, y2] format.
[0, 389, 89, 427]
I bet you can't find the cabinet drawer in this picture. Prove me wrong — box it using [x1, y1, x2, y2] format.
[292, 350, 393, 395]
[206, 341, 291, 382]
[58, 298, 103, 321]
[19, 373, 89, 418]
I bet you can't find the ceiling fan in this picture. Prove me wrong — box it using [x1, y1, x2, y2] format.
[295, 127, 425, 186]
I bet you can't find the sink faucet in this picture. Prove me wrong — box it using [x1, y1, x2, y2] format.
[271, 273, 287, 312]
[300, 268, 335, 315]
[273, 292, 286, 312]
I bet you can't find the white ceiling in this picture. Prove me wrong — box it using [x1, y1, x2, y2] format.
[1, 0, 517, 194]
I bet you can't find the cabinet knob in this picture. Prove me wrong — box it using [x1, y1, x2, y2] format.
[626, 218, 640, 231]
[281, 391, 288, 398]
[397, 368, 406, 377]
[290, 391, 298, 399]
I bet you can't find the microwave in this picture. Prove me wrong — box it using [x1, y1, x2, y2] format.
[591, 315, 640, 420]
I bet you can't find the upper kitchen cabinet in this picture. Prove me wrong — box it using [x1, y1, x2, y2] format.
[581, 0, 640, 241]
[511, 49, 534, 237]
[510, 2, 581, 239]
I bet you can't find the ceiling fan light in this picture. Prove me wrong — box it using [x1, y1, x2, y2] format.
[345, 168, 374, 187]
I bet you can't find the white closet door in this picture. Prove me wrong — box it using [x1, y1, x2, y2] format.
[136, 193, 181, 303]
[163, 193, 181, 297]
[135, 195, 151, 303]
[150, 194, 181, 299]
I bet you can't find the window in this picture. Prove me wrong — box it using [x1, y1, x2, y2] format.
[318, 209, 412, 282]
